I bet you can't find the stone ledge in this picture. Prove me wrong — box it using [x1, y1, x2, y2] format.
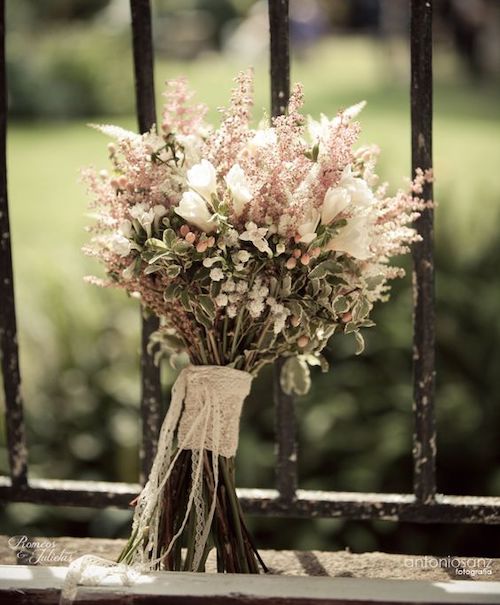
[0, 536, 499, 582]
[1, 565, 500, 605]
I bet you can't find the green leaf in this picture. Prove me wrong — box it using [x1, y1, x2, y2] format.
[308, 260, 341, 280]
[173, 240, 192, 254]
[303, 353, 329, 373]
[280, 356, 311, 396]
[288, 300, 303, 321]
[332, 296, 350, 315]
[354, 330, 365, 355]
[352, 297, 371, 322]
[309, 278, 321, 296]
[161, 333, 185, 352]
[144, 264, 161, 275]
[164, 283, 181, 300]
[166, 264, 181, 278]
[194, 306, 214, 330]
[344, 321, 358, 334]
[145, 237, 168, 250]
[162, 228, 176, 246]
[180, 289, 191, 311]
[169, 351, 191, 370]
[198, 295, 216, 320]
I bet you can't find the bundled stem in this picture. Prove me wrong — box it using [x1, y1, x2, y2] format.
[119, 449, 267, 574]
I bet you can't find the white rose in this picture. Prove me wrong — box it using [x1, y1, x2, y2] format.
[339, 166, 373, 208]
[186, 159, 217, 200]
[119, 219, 132, 237]
[175, 191, 217, 233]
[225, 164, 252, 215]
[297, 209, 320, 244]
[129, 203, 155, 237]
[321, 187, 350, 225]
[326, 215, 372, 259]
[107, 233, 131, 257]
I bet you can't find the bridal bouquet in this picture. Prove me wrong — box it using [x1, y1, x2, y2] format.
[83, 71, 430, 574]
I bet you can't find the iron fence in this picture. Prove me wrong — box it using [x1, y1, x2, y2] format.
[1, 0, 500, 528]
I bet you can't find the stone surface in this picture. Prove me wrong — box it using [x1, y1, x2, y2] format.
[0, 536, 499, 582]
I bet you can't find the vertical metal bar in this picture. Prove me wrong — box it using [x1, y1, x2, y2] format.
[269, 0, 290, 119]
[130, 0, 162, 484]
[410, 0, 436, 504]
[268, 0, 297, 501]
[0, 0, 28, 488]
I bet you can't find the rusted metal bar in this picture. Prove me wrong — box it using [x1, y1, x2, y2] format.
[273, 360, 298, 502]
[269, 0, 290, 119]
[129, 0, 162, 484]
[0, 0, 28, 488]
[268, 0, 297, 502]
[410, 0, 436, 505]
[1, 476, 499, 524]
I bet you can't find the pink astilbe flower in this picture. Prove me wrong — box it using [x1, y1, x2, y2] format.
[205, 69, 254, 177]
[161, 78, 208, 136]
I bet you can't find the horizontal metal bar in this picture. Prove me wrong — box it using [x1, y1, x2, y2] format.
[1, 476, 499, 524]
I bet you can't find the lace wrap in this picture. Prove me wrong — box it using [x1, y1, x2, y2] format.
[60, 365, 252, 603]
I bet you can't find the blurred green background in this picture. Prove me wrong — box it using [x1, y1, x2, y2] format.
[1, 0, 500, 558]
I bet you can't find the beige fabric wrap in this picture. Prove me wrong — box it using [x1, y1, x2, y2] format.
[177, 365, 252, 457]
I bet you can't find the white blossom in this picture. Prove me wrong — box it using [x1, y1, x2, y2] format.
[225, 165, 253, 215]
[297, 209, 320, 244]
[129, 203, 156, 237]
[106, 233, 131, 257]
[175, 191, 216, 233]
[186, 159, 217, 200]
[227, 305, 238, 318]
[210, 267, 224, 281]
[222, 279, 236, 293]
[215, 293, 228, 307]
[321, 187, 350, 225]
[326, 215, 372, 259]
[248, 299, 265, 318]
[236, 250, 251, 263]
[239, 222, 272, 256]
[339, 166, 373, 208]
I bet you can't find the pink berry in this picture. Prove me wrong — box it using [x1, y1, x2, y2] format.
[185, 232, 196, 244]
[286, 257, 297, 270]
[297, 335, 309, 348]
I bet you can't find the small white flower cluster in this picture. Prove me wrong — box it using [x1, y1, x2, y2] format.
[266, 297, 292, 335]
[215, 279, 248, 318]
[247, 278, 270, 319]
